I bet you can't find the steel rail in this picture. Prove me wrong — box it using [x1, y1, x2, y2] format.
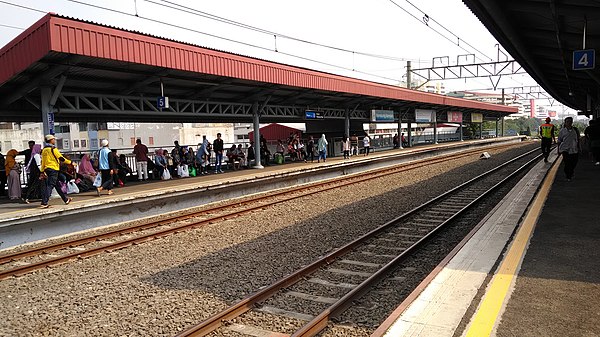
[0, 144, 521, 280]
[176, 147, 540, 337]
[1, 146, 497, 265]
[291, 151, 543, 337]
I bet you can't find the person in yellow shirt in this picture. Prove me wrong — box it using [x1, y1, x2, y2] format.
[539, 117, 556, 163]
[40, 135, 72, 208]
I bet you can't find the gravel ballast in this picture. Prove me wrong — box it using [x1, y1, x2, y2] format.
[0, 142, 538, 336]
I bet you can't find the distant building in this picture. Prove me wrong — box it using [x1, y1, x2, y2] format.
[0, 122, 236, 152]
[446, 91, 526, 119]
[423, 82, 447, 95]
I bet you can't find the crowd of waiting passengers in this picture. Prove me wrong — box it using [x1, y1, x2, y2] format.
[0, 131, 340, 207]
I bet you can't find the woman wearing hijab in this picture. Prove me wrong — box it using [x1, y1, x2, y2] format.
[317, 134, 328, 163]
[23, 144, 42, 203]
[5, 149, 22, 201]
[78, 154, 97, 183]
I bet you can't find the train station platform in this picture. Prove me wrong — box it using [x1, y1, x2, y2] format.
[0, 137, 523, 251]
[376, 152, 600, 337]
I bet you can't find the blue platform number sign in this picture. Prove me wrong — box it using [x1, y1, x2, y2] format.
[157, 96, 169, 109]
[305, 110, 323, 119]
[573, 49, 595, 70]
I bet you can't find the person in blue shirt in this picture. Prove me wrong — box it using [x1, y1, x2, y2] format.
[96, 139, 116, 196]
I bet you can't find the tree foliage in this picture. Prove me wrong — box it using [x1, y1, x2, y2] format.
[501, 117, 543, 136]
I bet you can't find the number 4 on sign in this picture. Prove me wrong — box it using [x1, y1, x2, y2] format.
[579, 53, 589, 67]
[573, 49, 595, 70]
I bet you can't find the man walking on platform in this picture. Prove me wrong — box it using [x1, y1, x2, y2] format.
[132, 139, 149, 181]
[213, 133, 224, 173]
[40, 135, 72, 208]
[539, 117, 556, 163]
[557, 117, 580, 182]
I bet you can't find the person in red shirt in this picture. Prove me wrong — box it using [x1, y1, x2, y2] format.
[132, 139, 149, 181]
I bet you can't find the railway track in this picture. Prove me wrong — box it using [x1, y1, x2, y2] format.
[0, 142, 527, 281]
[176, 147, 542, 337]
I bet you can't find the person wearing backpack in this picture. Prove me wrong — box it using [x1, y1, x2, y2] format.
[557, 117, 580, 182]
[40, 135, 72, 208]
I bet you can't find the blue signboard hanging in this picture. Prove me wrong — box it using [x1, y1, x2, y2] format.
[370, 110, 395, 122]
[305, 110, 324, 119]
[157, 96, 169, 109]
[573, 49, 595, 70]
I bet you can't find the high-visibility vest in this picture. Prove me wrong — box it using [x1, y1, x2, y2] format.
[540, 123, 554, 138]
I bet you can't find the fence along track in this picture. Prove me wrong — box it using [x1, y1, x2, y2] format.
[176, 148, 541, 337]
[0, 143, 522, 281]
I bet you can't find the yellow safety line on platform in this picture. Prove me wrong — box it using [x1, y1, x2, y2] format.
[464, 157, 561, 337]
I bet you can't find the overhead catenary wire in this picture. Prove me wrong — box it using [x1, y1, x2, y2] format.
[386, 0, 491, 63]
[150, 0, 419, 63]
[0, 0, 402, 83]
[0, 23, 24, 30]
[398, 0, 493, 61]
[386, 0, 531, 90]
[0, 0, 45, 13]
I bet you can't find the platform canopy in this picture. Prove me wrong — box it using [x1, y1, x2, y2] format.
[0, 13, 516, 123]
[463, 0, 600, 117]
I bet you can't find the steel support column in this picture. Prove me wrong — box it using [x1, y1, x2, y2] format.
[433, 112, 438, 144]
[407, 121, 412, 147]
[344, 109, 350, 139]
[398, 111, 403, 149]
[252, 103, 263, 169]
[41, 87, 53, 136]
[480, 121, 484, 139]
[501, 117, 504, 137]
[459, 121, 464, 141]
[495, 118, 499, 138]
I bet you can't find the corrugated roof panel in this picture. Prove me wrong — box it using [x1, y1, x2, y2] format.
[0, 14, 516, 114]
[0, 14, 52, 85]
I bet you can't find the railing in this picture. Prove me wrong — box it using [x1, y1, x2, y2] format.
[5, 133, 493, 190]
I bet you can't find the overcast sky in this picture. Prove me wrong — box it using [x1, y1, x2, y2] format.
[0, 0, 539, 93]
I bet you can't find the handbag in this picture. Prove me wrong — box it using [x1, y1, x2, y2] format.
[59, 180, 68, 195]
[188, 166, 196, 177]
[92, 174, 102, 187]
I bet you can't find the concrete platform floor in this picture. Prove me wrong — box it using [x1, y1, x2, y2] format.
[494, 156, 600, 336]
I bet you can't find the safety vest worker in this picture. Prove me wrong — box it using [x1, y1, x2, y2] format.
[539, 117, 556, 163]
[540, 118, 555, 140]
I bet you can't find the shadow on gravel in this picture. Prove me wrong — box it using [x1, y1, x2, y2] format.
[140, 144, 540, 306]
